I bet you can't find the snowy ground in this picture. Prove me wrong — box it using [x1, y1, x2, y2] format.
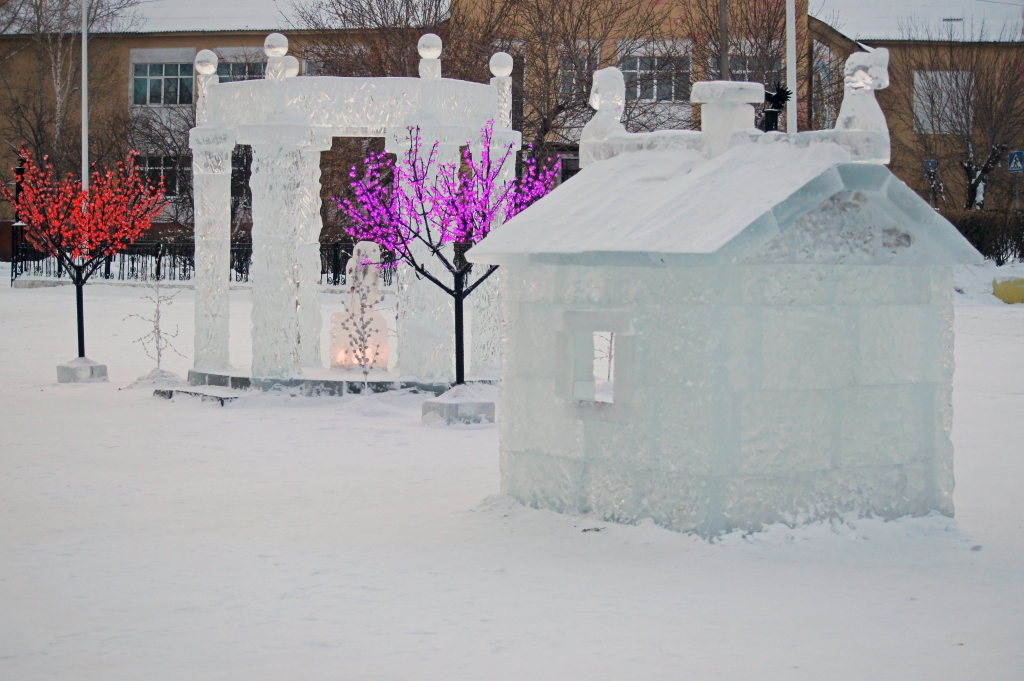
[2, 263, 1023, 680]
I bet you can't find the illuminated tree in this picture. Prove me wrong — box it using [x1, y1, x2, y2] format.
[1, 148, 166, 358]
[338, 122, 559, 383]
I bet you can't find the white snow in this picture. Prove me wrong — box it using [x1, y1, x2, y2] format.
[814, 0, 1024, 42]
[2, 262, 1024, 678]
[133, 0, 295, 34]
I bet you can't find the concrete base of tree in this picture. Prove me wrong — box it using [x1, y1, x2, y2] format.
[57, 357, 108, 383]
[422, 384, 496, 425]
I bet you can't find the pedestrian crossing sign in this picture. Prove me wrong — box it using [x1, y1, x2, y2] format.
[1009, 151, 1024, 173]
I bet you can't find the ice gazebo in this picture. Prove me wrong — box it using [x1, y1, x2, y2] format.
[187, 32, 520, 387]
[467, 49, 984, 536]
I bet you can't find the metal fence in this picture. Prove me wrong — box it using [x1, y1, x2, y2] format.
[10, 231, 395, 288]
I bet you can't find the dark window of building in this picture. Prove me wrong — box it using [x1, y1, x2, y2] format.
[621, 56, 691, 102]
[217, 62, 265, 83]
[133, 63, 194, 106]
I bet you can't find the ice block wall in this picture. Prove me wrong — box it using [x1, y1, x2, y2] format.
[498, 261, 954, 536]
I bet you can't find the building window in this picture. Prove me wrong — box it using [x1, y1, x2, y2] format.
[621, 56, 691, 102]
[133, 63, 194, 106]
[217, 62, 265, 83]
[914, 70, 974, 134]
[559, 56, 592, 100]
[710, 54, 783, 87]
[138, 156, 189, 198]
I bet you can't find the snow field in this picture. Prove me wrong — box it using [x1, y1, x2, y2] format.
[1, 263, 1023, 679]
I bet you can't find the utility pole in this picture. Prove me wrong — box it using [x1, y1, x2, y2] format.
[786, 0, 797, 133]
[719, 0, 729, 80]
[81, 0, 88, 194]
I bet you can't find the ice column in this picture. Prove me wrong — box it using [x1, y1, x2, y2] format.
[469, 52, 518, 376]
[489, 52, 514, 129]
[240, 127, 310, 379]
[296, 138, 332, 366]
[391, 35, 459, 381]
[190, 50, 233, 370]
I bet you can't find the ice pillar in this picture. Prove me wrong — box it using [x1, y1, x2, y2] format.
[469, 53, 519, 377]
[296, 137, 332, 366]
[189, 51, 234, 371]
[189, 128, 234, 371]
[390, 126, 461, 382]
[238, 126, 312, 379]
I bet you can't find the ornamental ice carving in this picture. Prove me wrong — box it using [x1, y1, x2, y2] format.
[188, 32, 521, 380]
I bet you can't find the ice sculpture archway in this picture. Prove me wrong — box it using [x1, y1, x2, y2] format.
[189, 33, 521, 380]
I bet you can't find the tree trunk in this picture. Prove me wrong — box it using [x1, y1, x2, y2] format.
[454, 270, 465, 385]
[74, 265, 86, 358]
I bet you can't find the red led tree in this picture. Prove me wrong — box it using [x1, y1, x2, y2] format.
[2, 148, 166, 359]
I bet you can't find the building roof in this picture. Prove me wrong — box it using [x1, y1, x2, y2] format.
[467, 137, 982, 268]
[133, 0, 295, 34]
[813, 0, 1024, 42]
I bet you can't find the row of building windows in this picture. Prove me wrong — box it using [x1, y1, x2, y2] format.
[132, 60, 266, 107]
[560, 54, 783, 104]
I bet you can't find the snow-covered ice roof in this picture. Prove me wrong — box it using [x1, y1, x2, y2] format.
[468, 136, 982, 268]
[813, 0, 1024, 42]
[132, 0, 295, 34]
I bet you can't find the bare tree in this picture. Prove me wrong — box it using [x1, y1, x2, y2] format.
[125, 278, 185, 374]
[126, 104, 196, 237]
[676, 0, 810, 130]
[291, 0, 686, 161]
[501, 0, 686, 153]
[292, 0, 465, 77]
[887, 20, 1024, 212]
[0, 0, 140, 179]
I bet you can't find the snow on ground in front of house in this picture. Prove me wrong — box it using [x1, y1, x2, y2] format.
[1, 263, 1023, 680]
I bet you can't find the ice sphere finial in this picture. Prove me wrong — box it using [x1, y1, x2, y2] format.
[418, 33, 442, 60]
[489, 52, 513, 78]
[284, 55, 300, 78]
[489, 52, 514, 128]
[418, 34, 442, 80]
[194, 50, 220, 125]
[264, 33, 288, 58]
[195, 49, 218, 76]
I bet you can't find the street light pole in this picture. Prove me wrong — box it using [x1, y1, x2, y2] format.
[81, 0, 88, 194]
[719, 0, 729, 81]
[786, 0, 797, 133]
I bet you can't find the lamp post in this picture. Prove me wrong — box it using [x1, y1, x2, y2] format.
[719, 0, 729, 81]
[81, 0, 88, 193]
[786, 0, 797, 133]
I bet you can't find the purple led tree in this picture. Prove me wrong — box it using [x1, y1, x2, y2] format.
[339, 122, 559, 384]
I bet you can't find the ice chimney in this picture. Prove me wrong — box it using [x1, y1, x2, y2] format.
[691, 81, 765, 157]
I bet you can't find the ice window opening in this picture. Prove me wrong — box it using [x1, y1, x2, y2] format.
[593, 331, 615, 403]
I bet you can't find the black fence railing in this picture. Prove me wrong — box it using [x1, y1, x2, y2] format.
[10, 231, 395, 287]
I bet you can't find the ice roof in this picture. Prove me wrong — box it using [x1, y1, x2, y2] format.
[814, 0, 1024, 42]
[467, 138, 982, 268]
[132, 0, 295, 34]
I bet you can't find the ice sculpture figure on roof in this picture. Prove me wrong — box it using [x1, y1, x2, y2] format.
[835, 47, 890, 135]
[187, 32, 520, 384]
[468, 51, 982, 537]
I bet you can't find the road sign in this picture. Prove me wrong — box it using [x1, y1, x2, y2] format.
[924, 159, 938, 173]
[1009, 151, 1024, 173]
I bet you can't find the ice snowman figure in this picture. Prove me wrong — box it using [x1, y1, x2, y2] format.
[834, 47, 890, 134]
[330, 241, 389, 371]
